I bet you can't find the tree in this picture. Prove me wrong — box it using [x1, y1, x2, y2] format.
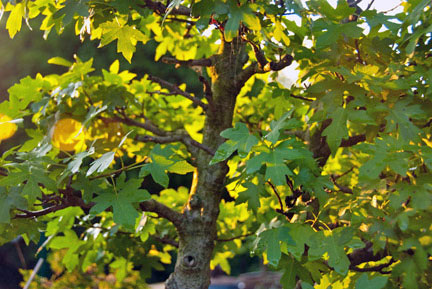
[0, 0, 431, 288]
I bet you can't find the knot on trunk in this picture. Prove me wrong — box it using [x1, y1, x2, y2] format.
[182, 255, 197, 268]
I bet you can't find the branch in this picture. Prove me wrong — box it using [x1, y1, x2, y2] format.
[217, 232, 254, 242]
[116, 115, 214, 156]
[266, 181, 284, 213]
[147, 75, 208, 110]
[114, 115, 167, 136]
[365, 0, 376, 11]
[199, 76, 214, 109]
[15, 204, 68, 218]
[237, 55, 294, 86]
[350, 258, 395, 274]
[140, 199, 183, 228]
[289, 93, 314, 102]
[135, 132, 214, 156]
[348, 242, 389, 267]
[139, 0, 191, 16]
[330, 175, 353, 194]
[16, 197, 183, 229]
[153, 235, 179, 248]
[340, 134, 366, 147]
[161, 56, 214, 67]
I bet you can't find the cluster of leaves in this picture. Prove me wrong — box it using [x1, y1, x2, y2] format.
[0, 0, 431, 288]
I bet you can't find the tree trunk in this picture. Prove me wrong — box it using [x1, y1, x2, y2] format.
[165, 38, 247, 289]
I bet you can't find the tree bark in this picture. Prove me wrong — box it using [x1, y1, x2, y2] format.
[165, 38, 247, 289]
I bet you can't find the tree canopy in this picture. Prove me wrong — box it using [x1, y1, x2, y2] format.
[0, 0, 432, 288]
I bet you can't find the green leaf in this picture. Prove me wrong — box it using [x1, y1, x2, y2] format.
[0, 187, 26, 223]
[236, 182, 260, 213]
[322, 107, 348, 154]
[265, 162, 292, 186]
[210, 141, 237, 165]
[264, 111, 292, 144]
[220, 122, 259, 157]
[211, 122, 258, 164]
[253, 226, 295, 267]
[355, 274, 388, 289]
[91, 174, 150, 228]
[224, 4, 243, 41]
[53, 0, 89, 25]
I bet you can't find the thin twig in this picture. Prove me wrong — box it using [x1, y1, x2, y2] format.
[290, 94, 314, 102]
[23, 258, 44, 289]
[217, 232, 254, 242]
[266, 181, 284, 213]
[365, 0, 376, 11]
[161, 56, 213, 67]
[199, 76, 214, 109]
[330, 175, 353, 194]
[139, 0, 191, 16]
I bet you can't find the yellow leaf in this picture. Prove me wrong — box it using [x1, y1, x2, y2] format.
[0, 114, 18, 141]
[6, 3, 24, 38]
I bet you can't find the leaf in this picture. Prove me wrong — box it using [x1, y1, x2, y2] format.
[253, 226, 295, 267]
[265, 162, 292, 186]
[355, 274, 388, 289]
[224, 4, 243, 41]
[211, 122, 258, 164]
[99, 19, 149, 62]
[0, 187, 26, 223]
[53, 0, 89, 25]
[48, 57, 73, 67]
[322, 107, 348, 154]
[67, 147, 94, 174]
[168, 160, 195, 175]
[220, 122, 259, 157]
[86, 151, 115, 176]
[90, 175, 150, 228]
[236, 182, 260, 213]
[264, 111, 292, 144]
[6, 3, 24, 38]
[209, 141, 237, 165]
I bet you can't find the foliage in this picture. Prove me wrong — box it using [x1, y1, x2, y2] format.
[20, 250, 149, 289]
[0, 0, 432, 288]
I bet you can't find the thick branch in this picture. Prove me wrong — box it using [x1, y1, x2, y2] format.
[350, 258, 395, 274]
[117, 115, 214, 156]
[153, 235, 179, 248]
[135, 132, 214, 157]
[237, 55, 294, 86]
[341, 134, 366, 147]
[140, 199, 183, 228]
[16, 197, 183, 228]
[115, 115, 167, 136]
[161, 56, 214, 67]
[148, 75, 208, 110]
[139, 0, 191, 16]
[331, 175, 353, 194]
[348, 242, 389, 267]
[15, 205, 68, 218]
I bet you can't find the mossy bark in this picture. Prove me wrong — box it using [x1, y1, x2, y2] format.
[165, 38, 247, 289]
